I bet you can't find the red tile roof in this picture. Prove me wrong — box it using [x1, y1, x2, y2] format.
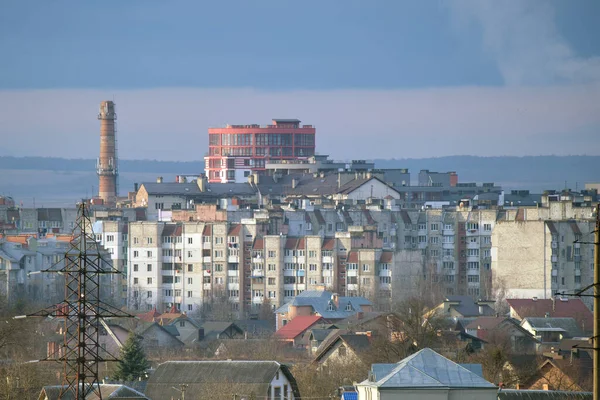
[322, 238, 335, 250]
[253, 238, 264, 249]
[297, 238, 306, 250]
[347, 251, 359, 263]
[137, 307, 161, 323]
[380, 251, 393, 263]
[285, 237, 298, 249]
[275, 315, 323, 340]
[228, 224, 242, 236]
[507, 298, 592, 332]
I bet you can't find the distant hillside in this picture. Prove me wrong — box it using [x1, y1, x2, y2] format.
[0, 156, 204, 174]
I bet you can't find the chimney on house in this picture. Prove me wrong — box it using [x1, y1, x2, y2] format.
[337, 172, 341, 189]
[542, 384, 549, 391]
[156, 176, 163, 183]
[197, 174, 207, 192]
[292, 178, 298, 189]
[198, 328, 205, 341]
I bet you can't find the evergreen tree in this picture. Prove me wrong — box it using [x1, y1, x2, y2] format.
[112, 334, 150, 382]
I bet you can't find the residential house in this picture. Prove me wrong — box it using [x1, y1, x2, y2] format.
[38, 384, 149, 400]
[275, 315, 325, 347]
[431, 295, 496, 318]
[135, 321, 184, 353]
[356, 348, 497, 400]
[145, 360, 300, 400]
[464, 317, 538, 354]
[98, 323, 130, 360]
[520, 317, 584, 350]
[523, 357, 592, 392]
[313, 333, 372, 367]
[275, 290, 373, 330]
[198, 321, 245, 342]
[507, 298, 592, 335]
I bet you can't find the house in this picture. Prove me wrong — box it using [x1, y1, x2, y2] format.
[507, 298, 592, 335]
[160, 315, 203, 346]
[134, 321, 184, 353]
[198, 321, 245, 342]
[145, 360, 300, 400]
[275, 290, 373, 330]
[523, 357, 592, 392]
[464, 317, 538, 354]
[275, 315, 325, 346]
[431, 296, 496, 318]
[356, 348, 497, 400]
[38, 384, 148, 400]
[520, 317, 584, 348]
[307, 327, 340, 354]
[313, 333, 372, 366]
[98, 323, 130, 359]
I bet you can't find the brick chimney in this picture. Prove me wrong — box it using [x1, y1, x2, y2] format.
[332, 293, 339, 308]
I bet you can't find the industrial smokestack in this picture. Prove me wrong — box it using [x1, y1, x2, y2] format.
[97, 101, 118, 206]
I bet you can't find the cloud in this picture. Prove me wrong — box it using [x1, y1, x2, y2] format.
[0, 86, 598, 160]
[448, 0, 600, 85]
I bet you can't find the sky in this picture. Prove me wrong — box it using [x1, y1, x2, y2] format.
[0, 1, 599, 161]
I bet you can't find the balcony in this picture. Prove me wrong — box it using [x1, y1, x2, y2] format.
[418, 242, 427, 249]
[551, 241, 558, 249]
[203, 256, 211, 263]
[203, 242, 212, 250]
[574, 242, 581, 249]
[227, 270, 239, 277]
[228, 255, 239, 263]
[551, 255, 558, 263]
[574, 255, 582, 262]
[347, 269, 358, 277]
[252, 269, 264, 277]
[442, 243, 455, 250]
[379, 282, 391, 290]
[443, 229, 454, 236]
[379, 270, 391, 277]
[466, 229, 479, 236]
[551, 269, 558, 277]
[203, 283, 211, 290]
[322, 256, 334, 264]
[252, 257, 264, 264]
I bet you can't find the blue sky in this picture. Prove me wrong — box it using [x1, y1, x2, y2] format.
[0, 1, 599, 160]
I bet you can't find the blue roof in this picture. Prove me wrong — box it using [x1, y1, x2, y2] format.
[362, 348, 496, 389]
[341, 392, 358, 400]
[275, 290, 372, 319]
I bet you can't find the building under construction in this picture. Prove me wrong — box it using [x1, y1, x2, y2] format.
[96, 101, 118, 206]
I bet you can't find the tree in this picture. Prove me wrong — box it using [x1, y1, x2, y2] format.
[112, 334, 150, 382]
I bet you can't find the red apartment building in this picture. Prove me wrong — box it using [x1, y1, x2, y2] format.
[205, 119, 316, 183]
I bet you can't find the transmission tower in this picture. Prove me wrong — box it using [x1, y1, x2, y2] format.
[27, 202, 131, 399]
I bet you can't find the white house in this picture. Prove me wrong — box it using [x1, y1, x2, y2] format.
[356, 348, 497, 400]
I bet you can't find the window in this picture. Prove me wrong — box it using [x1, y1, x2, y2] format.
[133, 237, 139, 244]
[469, 237, 477, 243]
[188, 251, 193, 258]
[467, 223, 479, 231]
[268, 263, 276, 271]
[147, 277, 152, 284]
[188, 264, 193, 272]
[268, 291, 276, 298]
[443, 261, 455, 269]
[575, 275, 581, 284]
[214, 250, 224, 258]
[147, 251, 152, 257]
[203, 236, 210, 243]
[106, 235, 114, 242]
[133, 251, 139, 258]
[430, 223, 439, 231]
[347, 263, 357, 270]
[430, 236, 439, 244]
[467, 275, 479, 283]
[309, 264, 317, 271]
[188, 304, 193, 311]
[362, 277, 370, 285]
[147, 291, 152, 298]
[444, 275, 455, 283]
[430, 249, 439, 257]
[163, 276, 173, 284]
[215, 237, 223, 245]
[468, 287, 480, 296]
[418, 236, 427, 243]
[147, 264, 152, 272]
[228, 290, 239, 297]
[175, 289, 182, 297]
[146, 237, 153, 244]
[187, 291, 193, 298]
[362, 264, 370, 272]
[133, 264, 139, 272]
[215, 264, 223, 272]
[380, 276, 391, 284]
[309, 250, 317, 258]
[268, 277, 276, 285]
[482, 236, 491, 245]
[228, 276, 239, 284]
[188, 277, 193, 284]
[164, 289, 173, 296]
[188, 237, 193, 244]
[443, 236, 454, 243]
[134, 277, 139, 284]
[467, 249, 479, 256]
[418, 224, 426, 230]
[268, 250, 277, 258]
[484, 223, 492, 231]
[467, 262, 479, 269]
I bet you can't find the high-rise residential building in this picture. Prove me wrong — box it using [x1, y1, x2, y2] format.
[205, 119, 316, 183]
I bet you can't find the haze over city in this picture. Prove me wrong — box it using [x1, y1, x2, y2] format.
[1, 0, 599, 160]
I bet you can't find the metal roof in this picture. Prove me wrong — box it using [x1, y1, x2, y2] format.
[40, 384, 149, 399]
[522, 317, 583, 337]
[363, 348, 496, 389]
[275, 290, 373, 319]
[498, 390, 592, 400]
[145, 361, 300, 400]
[443, 295, 496, 317]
